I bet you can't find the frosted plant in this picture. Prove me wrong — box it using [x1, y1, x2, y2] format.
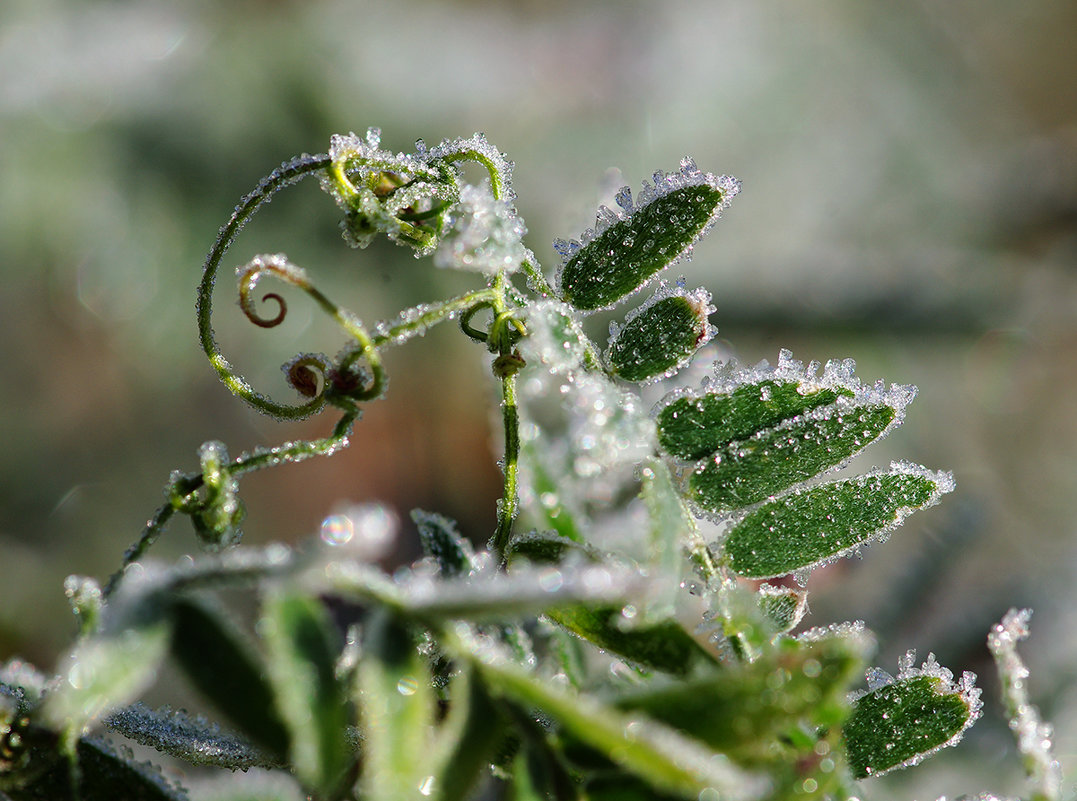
[0, 129, 1062, 801]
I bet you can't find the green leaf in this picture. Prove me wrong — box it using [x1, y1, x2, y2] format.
[756, 585, 807, 635]
[843, 653, 981, 779]
[605, 288, 712, 383]
[412, 509, 475, 578]
[260, 592, 351, 797]
[430, 668, 505, 801]
[556, 162, 738, 311]
[688, 403, 900, 513]
[519, 440, 586, 544]
[169, 596, 290, 760]
[657, 380, 853, 462]
[41, 602, 171, 735]
[613, 630, 870, 769]
[546, 606, 718, 676]
[722, 465, 955, 578]
[356, 611, 437, 801]
[464, 636, 766, 800]
[0, 735, 188, 801]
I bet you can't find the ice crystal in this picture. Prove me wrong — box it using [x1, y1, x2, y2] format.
[433, 182, 531, 274]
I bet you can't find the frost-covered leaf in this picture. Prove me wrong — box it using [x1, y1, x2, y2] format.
[656, 353, 859, 462]
[1, 734, 188, 801]
[260, 592, 351, 797]
[518, 440, 587, 545]
[556, 159, 738, 311]
[518, 300, 593, 378]
[327, 559, 643, 624]
[614, 630, 870, 769]
[605, 285, 713, 383]
[356, 611, 437, 801]
[688, 398, 910, 514]
[466, 636, 767, 800]
[843, 651, 981, 779]
[104, 703, 283, 770]
[546, 606, 718, 676]
[42, 598, 171, 735]
[412, 509, 475, 578]
[433, 182, 531, 274]
[722, 464, 955, 578]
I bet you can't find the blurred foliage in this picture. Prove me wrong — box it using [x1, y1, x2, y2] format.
[2, 2, 1076, 796]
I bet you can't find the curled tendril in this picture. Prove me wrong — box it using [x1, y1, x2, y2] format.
[330, 345, 382, 403]
[237, 253, 312, 328]
[283, 353, 331, 399]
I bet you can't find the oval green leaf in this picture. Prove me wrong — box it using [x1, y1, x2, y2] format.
[606, 289, 712, 382]
[689, 403, 899, 513]
[844, 665, 980, 779]
[657, 380, 853, 462]
[261, 592, 351, 797]
[557, 162, 737, 311]
[546, 606, 719, 676]
[722, 467, 954, 578]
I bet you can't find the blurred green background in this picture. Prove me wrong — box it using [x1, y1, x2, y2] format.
[2, 1, 1076, 796]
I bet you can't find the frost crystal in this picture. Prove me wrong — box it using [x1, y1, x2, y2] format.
[422, 132, 517, 203]
[433, 182, 531, 274]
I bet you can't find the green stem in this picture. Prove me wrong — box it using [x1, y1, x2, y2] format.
[493, 369, 520, 564]
[197, 154, 332, 419]
[488, 271, 524, 564]
[372, 288, 499, 348]
[521, 258, 555, 297]
[103, 501, 177, 598]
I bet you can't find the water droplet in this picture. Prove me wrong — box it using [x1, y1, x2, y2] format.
[397, 677, 418, 696]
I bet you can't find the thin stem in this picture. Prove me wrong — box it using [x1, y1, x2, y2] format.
[372, 288, 498, 348]
[104, 412, 357, 600]
[488, 270, 525, 564]
[521, 259, 555, 297]
[492, 369, 520, 564]
[103, 502, 177, 598]
[197, 154, 332, 420]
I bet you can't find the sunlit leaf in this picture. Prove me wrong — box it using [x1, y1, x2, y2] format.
[547, 606, 718, 676]
[844, 652, 981, 779]
[722, 465, 954, 578]
[356, 611, 436, 801]
[556, 161, 738, 311]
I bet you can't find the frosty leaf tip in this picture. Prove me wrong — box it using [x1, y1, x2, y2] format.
[555, 158, 739, 311]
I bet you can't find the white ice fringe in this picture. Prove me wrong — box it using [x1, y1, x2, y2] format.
[553, 156, 740, 267]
